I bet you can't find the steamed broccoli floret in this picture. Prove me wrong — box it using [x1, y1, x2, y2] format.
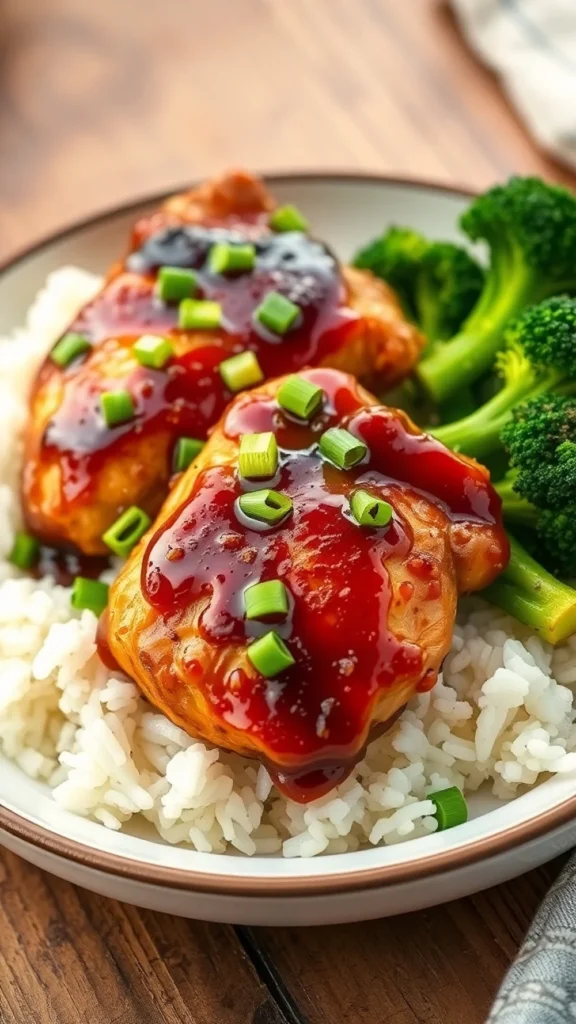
[430, 297, 576, 460]
[426, 348, 576, 639]
[501, 393, 576, 508]
[494, 474, 576, 577]
[491, 394, 576, 577]
[417, 177, 576, 403]
[538, 510, 576, 577]
[481, 403, 576, 644]
[352, 228, 483, 341]
[416, 242, 484, 345]
[353, 227, 428, 320]
[483, 399, 576, 641]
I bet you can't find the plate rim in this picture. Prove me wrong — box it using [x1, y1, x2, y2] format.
[0, 170, 476, 276]
[3, 168, 575, 899]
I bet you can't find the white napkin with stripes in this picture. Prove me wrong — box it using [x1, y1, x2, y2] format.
[450, 0, 576, 170]
[487, 853, 576, 1023]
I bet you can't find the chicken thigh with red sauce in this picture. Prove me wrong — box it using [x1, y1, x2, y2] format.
[102, 368, 509, 803]
[23, 170, 423, 556]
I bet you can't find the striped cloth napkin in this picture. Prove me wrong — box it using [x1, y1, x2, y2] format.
[450, 0, 576, 170]
[487, 854, 576, 1023]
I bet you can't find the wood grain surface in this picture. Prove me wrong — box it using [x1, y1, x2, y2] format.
[1, 1, 575, 1022]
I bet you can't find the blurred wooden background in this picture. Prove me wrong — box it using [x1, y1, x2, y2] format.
[1, 1, 575, 1022]
[0, 0, 574, 262]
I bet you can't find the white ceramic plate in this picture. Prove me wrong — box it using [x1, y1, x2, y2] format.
[1, 174, 575, 926]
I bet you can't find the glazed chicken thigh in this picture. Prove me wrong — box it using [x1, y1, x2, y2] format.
[23, 171, 423, 556]
[103, 368, 508, 801]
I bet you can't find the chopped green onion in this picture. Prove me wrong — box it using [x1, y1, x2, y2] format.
[71, 577, 109, 616]
[269, 205, 309, 233]
[179, 299, 222, 330]
[244, 580, 289, 622]
[254, 291, 300, 335]
[209, 242, 256, 275]
[350, 490, 393, 528]
[102, 506, 151, 558]
[319, 428, 367, 470]
[239, 432, 278, 480]
[9, 531, 39, 570]
[237, 489, 293, 525]
[247, 631, 295, 677]
[428, 786, 468, 831]
[133, 334, 174, 369]
[219, 350, 264, 392]
[277, 375, 324, 420]
[100, 389, 135, 428]
[173, 437, 204, 473]
[51, 332, 91, 368]
[157, 266, 198, 302]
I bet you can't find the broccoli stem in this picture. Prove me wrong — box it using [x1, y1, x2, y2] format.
[437, 388, 478, 424]
[430, 373, 539, 460]
[483, 535, 576, 644]
[416, 278, 444, 348]
[493, 475, 540, 526]
[417, 268, 535, 403]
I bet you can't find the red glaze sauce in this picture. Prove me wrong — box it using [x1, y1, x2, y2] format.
[138, 369, 508, 802]
[40, 224, 358, 506]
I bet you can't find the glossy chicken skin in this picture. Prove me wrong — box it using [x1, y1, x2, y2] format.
[103, 368, 509, 802]
[23, 170, 423, 555]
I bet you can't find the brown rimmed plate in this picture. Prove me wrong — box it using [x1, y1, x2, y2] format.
[1, 173, 575, 925]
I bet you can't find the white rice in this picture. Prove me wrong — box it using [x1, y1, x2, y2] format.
[1, 268, 576, 858]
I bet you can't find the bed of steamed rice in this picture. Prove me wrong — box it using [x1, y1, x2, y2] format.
[1, 269, 576, 859]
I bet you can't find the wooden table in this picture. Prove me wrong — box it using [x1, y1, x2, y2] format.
[0, 1, 574, 1021]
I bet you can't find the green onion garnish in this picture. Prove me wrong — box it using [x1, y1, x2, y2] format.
[244, 580, 289, 622]
[239, 432, 278, 480]
[209, 242, 256, 275]
[269, 205, 309, 233]
[100, 389, 135, 428]
[247, 631, 295, 677]
[157, 266, 198, 303]
[102, 506, 151, 558]
[237, 489, 293, 525]
[50, 332, 91, 368]
[254, 292, 300, 335]
[71, 577, 109, 616]
[173, 437, 204, 473]
[428, 786, 468, 831]
[219, 351, 264, 392]
[179, 299, 222, 330]
[277, 375, 324, 421]
[350, 490, 393, 528]
[319, 428, 367, 470]
[133, 334, 174, 369]
[8, 531, 40, 570]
